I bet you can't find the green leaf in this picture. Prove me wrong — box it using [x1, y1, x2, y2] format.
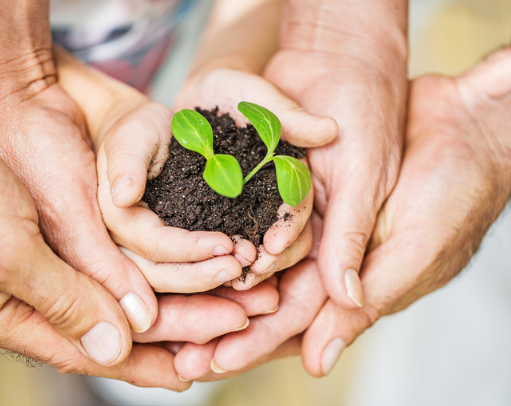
[203, 154, 243, 198]
[273, 156, 311, 206]
[238, 101, 281, 154]
[171, 109, 214, 159]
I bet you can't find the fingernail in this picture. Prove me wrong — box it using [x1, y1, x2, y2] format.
[81, 322, 122, 365]
[210, 358, 227, 374]
[215, 269, 237, 284]
[119, 293, 152, 333]
[262, 262, 276, 274]
[112, 177, 132, 200]
[263, 305, 279, 314]
[231, 318, 250, 332]
[245, 272, 260, 288]
[178, 375, 191, 382]
[234, 253, 252, 267]
[345, 268, 364, 307]
[321, 338, 345, 376]
[212, 245, 230, 257]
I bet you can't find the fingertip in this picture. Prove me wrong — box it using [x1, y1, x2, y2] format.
[319, 262, 364, 310]
[231, 236, 257, 267]
[111, 175, 144, 208]
[281, 112, 338, 148]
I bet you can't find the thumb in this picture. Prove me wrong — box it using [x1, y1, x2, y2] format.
[302, 227, 439, 377]
[1, 234, 132, 366]
[255, 95, 339, 148]
[317, 181, 379, 309]
[103, 102, 173, 208]
[175, 69, 338, 148]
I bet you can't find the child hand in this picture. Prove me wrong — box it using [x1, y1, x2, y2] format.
[96, 100, 254, 292]
[175, 68, 338, 289]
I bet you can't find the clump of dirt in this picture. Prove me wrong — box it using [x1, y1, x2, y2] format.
[143, 107, 305, 246]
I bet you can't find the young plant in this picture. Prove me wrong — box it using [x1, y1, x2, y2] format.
[171, 102, 311, 206]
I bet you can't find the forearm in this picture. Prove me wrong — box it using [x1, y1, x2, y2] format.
[0, 0, 55, 102]
[53, 47, 147, 145]
[187, 0, 282, 80]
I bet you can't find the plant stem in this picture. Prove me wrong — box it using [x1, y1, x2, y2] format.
[243, 153, 274, 184]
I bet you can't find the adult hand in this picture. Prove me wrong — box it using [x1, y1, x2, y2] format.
[0, 155, 277, 387]
[173, 47, 511, 380]
[0, 75, 161, 333]
[0, 157, 187, 390]
[301, 47, 511, 376]
[265, 0, 409, 308]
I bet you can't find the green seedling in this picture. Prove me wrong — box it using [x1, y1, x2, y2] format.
[171, 102, 311, 206]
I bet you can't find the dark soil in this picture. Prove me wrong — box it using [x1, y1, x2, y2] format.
[143, 107, 305, 247]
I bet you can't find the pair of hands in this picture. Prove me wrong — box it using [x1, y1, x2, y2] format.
[0, 49, 331, 387]
[2, 42, 510, 392]
[168, 47, 511, 380]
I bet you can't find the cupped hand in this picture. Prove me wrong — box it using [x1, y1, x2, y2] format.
[175, 68, 338, 288]
[301, 48, 511, 376]
[95, 100, 251, 292]
[265, 45, 408, 308]
[0, 158, 271, 388]
[172, 47, 511, 381]
[0, 81, 158, 333]
[173, 212, 327, 379]
[0, 157, 188, 389]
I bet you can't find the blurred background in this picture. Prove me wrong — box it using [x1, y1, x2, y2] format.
[1, 0, 511, 404]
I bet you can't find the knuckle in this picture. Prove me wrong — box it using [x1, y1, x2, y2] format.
[54, 353, 86, 375]
[43, 292, 83, 330]
[341, 230, 371, 258]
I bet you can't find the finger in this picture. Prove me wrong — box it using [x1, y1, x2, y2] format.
[211, 260, 327, 372]
[231, 270, 261, 291]
[175, 70, 338, 148]
[0, 301, 191, 391]
[133, 294, 249, 344]
[302, 299, 380, 377]
[302, 230, 434, 377]
[251, 220, 313, 275]
[0, 238, 132, 366]
[119, 247, 242, 293]
[0, 291, 11, 309]
[174, 338, 220, 381]
[103, 102, 173, 208]
[0, 94, 158, 334]
[99, 152, 234, 263]
[209, 282, 280, 316]
[231, 235, 257, 267]
[181, 335, 303, 382]
[263, 181, 313, 255]
[317, 182, 378, 309]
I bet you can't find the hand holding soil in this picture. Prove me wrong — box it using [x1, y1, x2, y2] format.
[173, 68, 338, 288]
[176, 48, 511, 380]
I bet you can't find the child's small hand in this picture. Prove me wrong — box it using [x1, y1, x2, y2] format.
[96, 101, 254, 292]
[175, 68, 338, 289]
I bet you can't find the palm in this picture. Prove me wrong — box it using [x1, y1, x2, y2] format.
[364, 75, 510, 313]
